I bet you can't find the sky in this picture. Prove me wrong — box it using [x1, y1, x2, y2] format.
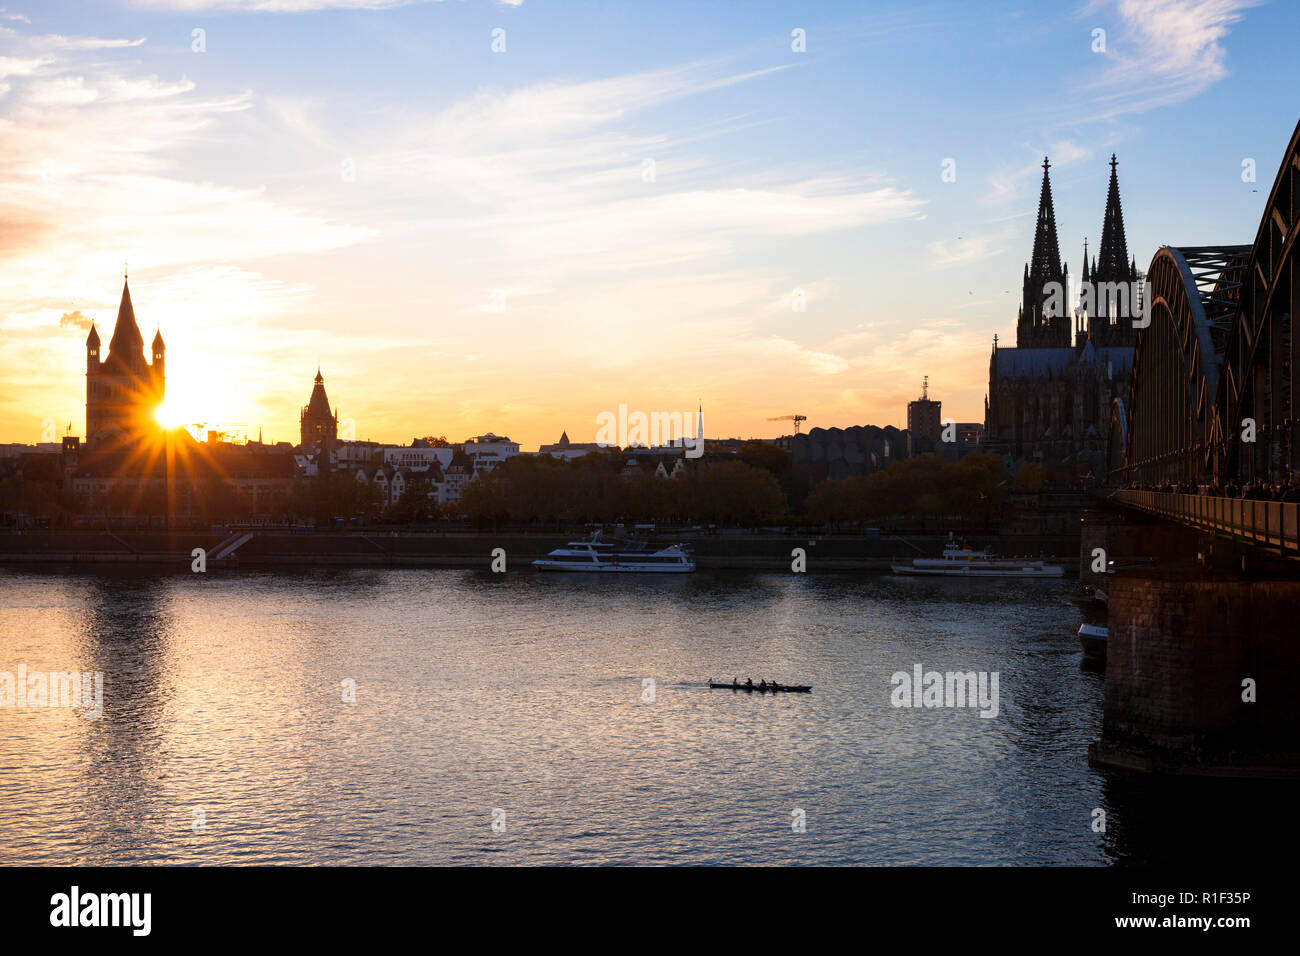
[0, 0, 1296, 450]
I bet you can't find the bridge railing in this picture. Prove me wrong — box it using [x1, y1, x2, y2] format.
[1113, 490, 1300, 555]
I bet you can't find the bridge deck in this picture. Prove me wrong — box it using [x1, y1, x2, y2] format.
[1113, 490, 1300, 557]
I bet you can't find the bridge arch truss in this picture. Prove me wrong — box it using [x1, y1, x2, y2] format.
[1120, 119, 1300, 486]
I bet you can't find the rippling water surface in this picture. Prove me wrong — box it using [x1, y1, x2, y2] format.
[0, 567, 1292, 865]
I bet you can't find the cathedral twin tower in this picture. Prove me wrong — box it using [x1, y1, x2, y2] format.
[984, 153, 1141, 470]
[1016, 154, 1140, 350]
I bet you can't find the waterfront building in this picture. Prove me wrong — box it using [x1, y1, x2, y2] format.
[539, 431, 605, 461]
[384, 439, 453, 471]
[779, 425, 913, 482]
[463, 433, 520, 472]
[334, 440, 382, 469]
[351, 462, 444, 509]
[437, 449, 476, 505]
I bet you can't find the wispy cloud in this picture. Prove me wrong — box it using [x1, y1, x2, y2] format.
[928, 227, 1016, 269]
[1075, 0, 1256, 119]
[0, 18, 925, 444]
[981, 138, 1091, 206]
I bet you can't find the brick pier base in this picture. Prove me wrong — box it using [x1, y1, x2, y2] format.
[1090, 571, 1300, 778]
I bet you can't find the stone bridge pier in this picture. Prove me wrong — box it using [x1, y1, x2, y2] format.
[1082, 508, 1300, 777]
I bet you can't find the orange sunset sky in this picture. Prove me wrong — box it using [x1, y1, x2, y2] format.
[0, 1, 1282, 450]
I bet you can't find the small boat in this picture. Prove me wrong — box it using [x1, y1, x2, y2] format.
[1079, 622, 1108, 657]
[708, 682, 812, 693]
[892, 532, 1064, 578]
[533, 531, 695, 573]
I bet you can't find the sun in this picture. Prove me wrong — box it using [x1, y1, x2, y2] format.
[154, 374, 211, 431]
[155, 399, 184, 428]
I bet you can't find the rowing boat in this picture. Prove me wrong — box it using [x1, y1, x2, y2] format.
[708, 682, 811, 693]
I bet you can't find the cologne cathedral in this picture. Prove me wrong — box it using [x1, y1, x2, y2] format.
[984, 155, 1140, 478]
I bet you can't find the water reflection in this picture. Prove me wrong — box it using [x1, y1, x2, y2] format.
[0, 566, 1294, 865]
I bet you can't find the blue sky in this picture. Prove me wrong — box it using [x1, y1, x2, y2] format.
[1, 0, 1295, 447]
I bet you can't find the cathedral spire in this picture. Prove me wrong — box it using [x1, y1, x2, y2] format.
[1029, 157, 1063, 284]
[1096, 153, 1130, 281]
[1016, 157, 1069, 347]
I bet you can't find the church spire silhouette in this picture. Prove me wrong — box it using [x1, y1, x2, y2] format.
[1016, 157, 1069, 347]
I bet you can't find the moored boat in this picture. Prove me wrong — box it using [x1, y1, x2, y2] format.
[533, 532, 695, 573]
[1079, 622, 1108, 657]
[891, 533, 1064, 578]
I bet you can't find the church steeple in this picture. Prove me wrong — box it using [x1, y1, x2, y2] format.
[1029, 157, 1063, 283]
[1096, 154, 1130, 282]
[1016, 157, 1069, 348]
[1088, 154, 1139, 346]
[106, 277, 144, 364]
[301, 367, 339, 452]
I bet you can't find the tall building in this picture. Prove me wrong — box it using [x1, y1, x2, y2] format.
[985, 156, 1137, 477]
[85, 275, 165, 446]
[907, 377, 942, 443]
[300, 368, 339, 454]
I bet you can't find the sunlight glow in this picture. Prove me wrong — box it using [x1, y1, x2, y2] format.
[155, 400, 185, 429]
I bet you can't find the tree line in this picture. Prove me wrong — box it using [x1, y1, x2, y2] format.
[3, 443, 1017, 530]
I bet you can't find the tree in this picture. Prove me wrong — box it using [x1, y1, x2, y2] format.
[1015, 460, 1047, 491]
[797, 454, 1007, 528]
[679, 459, 787, 525]
[391, 477, 438, 522]
[459, 471, 508, 526]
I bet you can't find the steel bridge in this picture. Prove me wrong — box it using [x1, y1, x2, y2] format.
[1107, 119, 1300, 554]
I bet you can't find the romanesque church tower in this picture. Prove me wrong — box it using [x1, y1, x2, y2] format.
[85, 275, 165, 446]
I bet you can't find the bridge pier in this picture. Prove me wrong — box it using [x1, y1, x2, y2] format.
[1084, 512, 1300, 777]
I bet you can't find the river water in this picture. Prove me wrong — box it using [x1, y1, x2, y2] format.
[0, 567, 1293, 865]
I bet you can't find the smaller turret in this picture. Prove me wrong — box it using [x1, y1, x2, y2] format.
[86, 322, 100, 369]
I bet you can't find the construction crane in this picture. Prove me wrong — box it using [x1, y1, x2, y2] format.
[768, 414, 808, 434]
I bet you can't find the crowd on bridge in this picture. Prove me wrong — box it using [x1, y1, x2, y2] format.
[1125, 478, 1300, 502]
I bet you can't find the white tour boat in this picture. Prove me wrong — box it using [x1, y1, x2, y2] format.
[533, 533, 695, 573]
[891, 533, 1064, 578]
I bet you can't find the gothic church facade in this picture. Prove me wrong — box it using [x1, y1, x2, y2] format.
[984, 155, 1140, 478]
